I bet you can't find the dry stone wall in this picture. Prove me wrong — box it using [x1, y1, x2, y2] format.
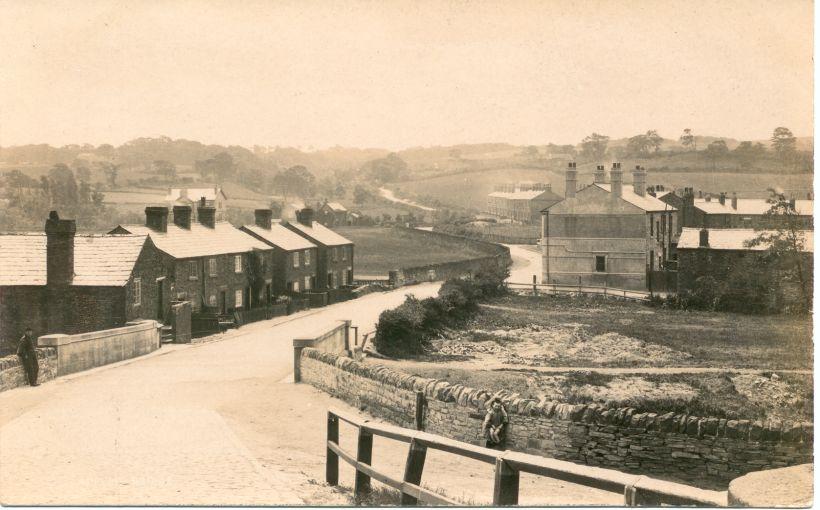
[0, 348, 58, 392]
[301, 348, 813, 489]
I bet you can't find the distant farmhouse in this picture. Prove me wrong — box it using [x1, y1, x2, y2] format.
[0, 212, 165, 351]
[165, 186, 228, 221]
[486, 183, 562, 224]
[317, 200, 349, 227]
[540, 163, 676, 291]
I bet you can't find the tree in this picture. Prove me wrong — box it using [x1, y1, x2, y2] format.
[679, 128, 696, 150]
[269, 201, 283, 218]
[746, 189, 812, 312]
[74, 166, 91, 184]
[645, 130, 663, 153]
[99, 162, 119, 188]
[272, 165, 315, 198]
[733, 141, 766, 169]
[704, 140, 729, 169]
[521, 145, 539, 159]
[364, 153, 409, 183]
[152, 160, 177, 179]
[770, 127, 797, 160]
[353, 185, 372, 205]
[579, 133, 609, 161]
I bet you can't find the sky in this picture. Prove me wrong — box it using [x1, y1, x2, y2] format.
[0, 0, 814, 150]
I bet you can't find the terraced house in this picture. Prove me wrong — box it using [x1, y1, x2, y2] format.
[111, 204, 274, 315]
[0, 212, 165, 352]
[283, 208, 354, 290]
[240, 209, 318, 295]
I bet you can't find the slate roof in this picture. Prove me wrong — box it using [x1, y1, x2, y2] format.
[325, 202, 348, 212]
[0, 233, 148, 286]
[488, 189, 558, 200]
[165, 186, 227, 202]
[118, 222, 271, 259]
[677, 228, 814, 252]
[241, 223, 317, 251]
[693, 198, 813, 216]
[593, 184, 676, 212]
[286, 221, 353, 247]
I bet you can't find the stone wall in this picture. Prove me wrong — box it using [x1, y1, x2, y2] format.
[0, 348, 58, 392]
[38, 320, 161, 376]
[293, 320, 351, 383]
[300, 348, 813, 490]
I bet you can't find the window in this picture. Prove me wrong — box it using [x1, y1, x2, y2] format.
[293, 280, 300, 292]
[304, 249, 311, 266]
[304, 276, 311, 290]
[594, 256, 606, 273]
[235, 289, 243, 308]
[234, 255, 242, 273]
[341, 270, 348, 285]
[655, 220, 660, 239]
[293, 251, 300, 268]
[188, 260, 198, 280]
[342, 246, 347, 261]
[650, 216, 654, 236]
[133, 278, 141, 305]
[209, 294, 217, 307]
[209, 258, 217, 277]
[333, 247, 338, 262]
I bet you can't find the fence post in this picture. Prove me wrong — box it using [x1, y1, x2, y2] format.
[401, 439, 428, 505]
[492, 457, 520, 505]
[354, 428, 373, 500]
[532, 274, 537, 296]
[415, 391, 426, 431]
[326, 412, 339, 485]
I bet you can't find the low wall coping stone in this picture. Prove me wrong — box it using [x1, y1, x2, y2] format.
[727, 464, 813, 507]
[38, 320, 160, 347]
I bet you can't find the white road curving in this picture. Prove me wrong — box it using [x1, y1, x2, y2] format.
[378, 187, 437, 211]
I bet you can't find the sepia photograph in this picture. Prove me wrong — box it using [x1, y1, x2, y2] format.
[0, 0, 814, 506]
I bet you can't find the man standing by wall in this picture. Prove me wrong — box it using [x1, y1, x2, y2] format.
[17, 327, 39, 386]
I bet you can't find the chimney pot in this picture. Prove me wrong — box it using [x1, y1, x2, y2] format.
[699, 228, 709, 248]
[45, 211, 76, 286]
[719, 193, 726, 205]
[565, 162, 578, 198]
[255, 209, 273, 229]
[173, 205, 192, 229]
[198, 205, 216, 228]
[610, 162, 623, 198]
[296, 207, 315, 227]
[145, 206, 169, 233]
[731, 193, 738, 210]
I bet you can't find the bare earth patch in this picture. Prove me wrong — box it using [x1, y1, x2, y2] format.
[431, 324, 692, 367]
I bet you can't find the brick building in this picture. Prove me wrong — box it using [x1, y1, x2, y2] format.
[317, 200, 349, 227]
[486, 183, 562, 224]
[677, 227, 813, 297]
[540, 163, 676, 291]
[240, 209, 319, 295]
[283, 208, 354, 290]
[0, 212, 165, 352]
[659, 189, 813, 234]
[112, 204, 275, 314]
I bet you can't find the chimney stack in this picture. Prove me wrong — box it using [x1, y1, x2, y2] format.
[698, 190, 703, 199]
[45, 211, 76, 286]
[610, 162, 623, 197]
[296, 207, 315, 227]
[718, 192, 726, 206]
[255, 209, 273, 229]
[145, 206, 169, 232]
[593, 165, 606, 184]
[705, 194, 712, 202]
[173, 205, 192, 229]
[632, 165, 647, 197]
[731, 193, 738, 210]
[565, 162, 577, 198]
[198, 205, 216, 228]
[699, 228, 709, 248]
[789, 198, 796, 211]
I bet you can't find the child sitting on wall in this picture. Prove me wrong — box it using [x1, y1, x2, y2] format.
[482, 397, 508, 449]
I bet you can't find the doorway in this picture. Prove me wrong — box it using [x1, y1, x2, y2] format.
[219, 290, 227, 314]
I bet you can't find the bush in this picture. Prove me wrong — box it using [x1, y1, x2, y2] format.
[373, 265, 508, 358]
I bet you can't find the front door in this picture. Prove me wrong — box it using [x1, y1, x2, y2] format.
[156, 279, 164, 322]
[219, 290, 227, 314]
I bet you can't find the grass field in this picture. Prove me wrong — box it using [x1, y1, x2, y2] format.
[335, 227, 489, 275]
[389, 164, 813, 211]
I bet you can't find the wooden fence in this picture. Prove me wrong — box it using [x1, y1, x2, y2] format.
[506, 280, 651, 302]
[325, 408, 727, 506]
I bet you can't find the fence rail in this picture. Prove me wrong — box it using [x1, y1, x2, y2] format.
[506, 281, 651, 302]
[325, 408, 727, 507]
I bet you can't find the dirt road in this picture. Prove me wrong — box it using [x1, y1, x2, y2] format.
[505, 243, 541, 283]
